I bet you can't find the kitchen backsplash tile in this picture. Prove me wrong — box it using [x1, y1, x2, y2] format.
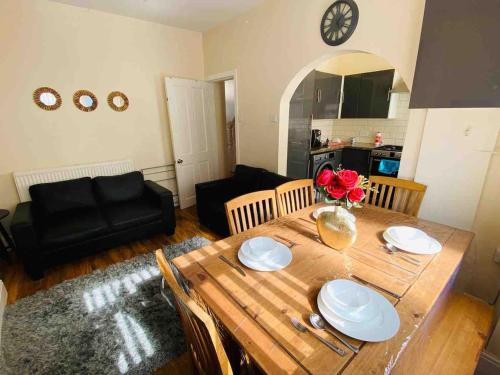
[312, 93, 410, 146]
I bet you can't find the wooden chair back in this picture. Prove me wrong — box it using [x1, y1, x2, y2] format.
[155, 250, 232, 375]
[364, 176, 427, 216]
[225, 190, 278, 235]
[275, 179, 315, 216]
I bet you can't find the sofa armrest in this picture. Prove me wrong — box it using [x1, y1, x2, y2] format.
[10, 202, 44, 278]
[144, 180, 175, 235]
[195, 178, 234, 225]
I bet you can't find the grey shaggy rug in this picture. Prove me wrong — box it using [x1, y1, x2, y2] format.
[0, 236, 211, 375]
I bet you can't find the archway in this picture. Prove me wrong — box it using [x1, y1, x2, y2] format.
[277, 50, 414, 176]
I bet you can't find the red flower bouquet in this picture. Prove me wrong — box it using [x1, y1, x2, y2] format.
[316, 168, 370, 208]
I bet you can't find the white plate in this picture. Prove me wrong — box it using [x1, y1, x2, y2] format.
[317, 280, 400, 342]
[238, 241, 292, 272]
[322, 279, 379, 323]
[241, 236, 278, 261]
[383, 226, 442, 255]
[312, 206, 356, 222]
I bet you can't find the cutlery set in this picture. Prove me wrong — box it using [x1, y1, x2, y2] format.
[309, 313, 359, 353]
[290, 317, 346, 356]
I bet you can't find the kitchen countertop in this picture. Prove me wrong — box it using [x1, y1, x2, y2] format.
[310, 142, 377, 155]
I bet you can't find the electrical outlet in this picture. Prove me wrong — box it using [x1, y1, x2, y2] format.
[494, 247, 500, 264]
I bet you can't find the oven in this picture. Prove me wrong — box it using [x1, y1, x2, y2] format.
[369, 146, 402, 177]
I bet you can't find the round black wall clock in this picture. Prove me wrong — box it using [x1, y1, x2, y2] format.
[320, 0, 359, 46]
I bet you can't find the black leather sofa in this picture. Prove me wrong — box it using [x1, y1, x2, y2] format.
[196, 164, 292, 236]
[10, 172, 175, 279]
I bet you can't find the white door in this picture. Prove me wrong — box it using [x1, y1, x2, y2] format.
[165, 77, 220, 209]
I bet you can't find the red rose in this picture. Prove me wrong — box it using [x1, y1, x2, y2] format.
[348, 187, 365, 203]
[316, 169, 334, 187]
[327, 184, 346, 199]
[337, 170, 360, 190]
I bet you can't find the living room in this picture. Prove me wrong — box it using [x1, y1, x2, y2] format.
[0, 0, 499, 374]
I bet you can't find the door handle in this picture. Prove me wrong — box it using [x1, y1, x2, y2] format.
[177, 159, 183, 164]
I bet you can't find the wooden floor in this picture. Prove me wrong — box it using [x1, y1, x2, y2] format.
[0, 206, 221, 304]
[393, 292, 493, 374]
[0, 206, 493, 374]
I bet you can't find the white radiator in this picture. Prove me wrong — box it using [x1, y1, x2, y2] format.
[13, 159, 135, 202]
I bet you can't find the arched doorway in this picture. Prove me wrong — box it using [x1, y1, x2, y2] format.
[278, 51, 414, 180]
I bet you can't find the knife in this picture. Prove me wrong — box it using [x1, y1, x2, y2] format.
[218, 255, 246, 276]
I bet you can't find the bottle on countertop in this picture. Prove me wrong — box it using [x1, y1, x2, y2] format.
[374, 132, 382, 147]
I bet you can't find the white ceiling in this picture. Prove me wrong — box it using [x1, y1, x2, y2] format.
[50, 0, 265, 31]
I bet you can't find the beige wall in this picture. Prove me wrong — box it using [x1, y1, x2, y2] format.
[419, 112, 500, 305]
[0, 0, 203, 220]
[415, 109, 500, 230]
[317, 52, 393, 76]
[468, 133, 500, 305]
[203, 0, 426, 174]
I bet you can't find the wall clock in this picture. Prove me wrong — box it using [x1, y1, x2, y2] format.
[320, 0, 359, 46]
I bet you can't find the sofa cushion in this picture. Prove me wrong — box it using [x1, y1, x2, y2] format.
[259, 171, 292, 190]
[29, 177, 97, 217]
[103, 197, 162, 231]
[94, 172, 144, 204]
[40, 208, 109, 249]
[233, 165, 265, 191]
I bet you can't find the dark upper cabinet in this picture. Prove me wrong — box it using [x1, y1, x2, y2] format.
[313, 71, 342, 119]
[342, 69, 395, 118]
[341, 75, 361, 118]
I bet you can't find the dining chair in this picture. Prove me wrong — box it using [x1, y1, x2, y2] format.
[156, 250, 233, 375]
[275, 179, 315, 216]
[364, 176, 427, 216]
[225, 190, 278, 235]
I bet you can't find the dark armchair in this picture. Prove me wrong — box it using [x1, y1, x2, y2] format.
[196, 165, 292, 236]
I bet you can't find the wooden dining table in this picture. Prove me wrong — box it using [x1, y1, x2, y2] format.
[172, 203, 473, 374]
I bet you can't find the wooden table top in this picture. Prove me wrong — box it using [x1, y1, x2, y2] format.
[173, 203, 473, 374]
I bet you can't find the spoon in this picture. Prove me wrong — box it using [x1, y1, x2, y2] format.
[309, 313, 359, 353]
[384, 243, 421, 265]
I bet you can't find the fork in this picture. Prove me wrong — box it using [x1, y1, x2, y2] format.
[382, 243, 421, 265]
[290, 317, 346, 356]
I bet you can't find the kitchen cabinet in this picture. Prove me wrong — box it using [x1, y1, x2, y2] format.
[342, 69, 395, 118]
[341, 148, 371, 177]
[313, 71, 342, 119]
[287, 70, 342, 178]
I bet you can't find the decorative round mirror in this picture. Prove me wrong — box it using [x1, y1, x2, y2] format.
[73, 90, 98, 112]
[33, 87, 62, 111]
[107, 91, 129, 112]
